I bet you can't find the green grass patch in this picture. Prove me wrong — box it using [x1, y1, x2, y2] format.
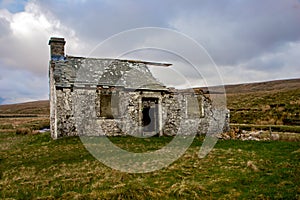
[0, 132, 299, 199]
[108, 135, 174, 153]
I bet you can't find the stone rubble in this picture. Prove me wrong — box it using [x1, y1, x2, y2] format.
[218, 127, 280, 141]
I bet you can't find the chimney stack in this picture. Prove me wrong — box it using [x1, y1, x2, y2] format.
[48, 37, 66, 60]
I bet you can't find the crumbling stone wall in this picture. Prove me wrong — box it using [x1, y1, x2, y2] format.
[50, 83, 224, 138]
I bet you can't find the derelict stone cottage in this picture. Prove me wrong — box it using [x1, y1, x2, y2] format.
[49, 37, 229, 139]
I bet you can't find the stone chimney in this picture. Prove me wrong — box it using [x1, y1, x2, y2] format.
[48, 37, 66, 60]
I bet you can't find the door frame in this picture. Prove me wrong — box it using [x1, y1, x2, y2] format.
[138, 92, 162, 136]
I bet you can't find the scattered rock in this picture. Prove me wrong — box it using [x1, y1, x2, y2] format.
[247, 160, 259, 172]
[219, 127, 278, 141]
[39, 128, 50, 133]
[271, 133, 280, 141]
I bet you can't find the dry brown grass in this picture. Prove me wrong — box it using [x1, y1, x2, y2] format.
[0, 117, 49, 130]
[16, 128, 32, 135]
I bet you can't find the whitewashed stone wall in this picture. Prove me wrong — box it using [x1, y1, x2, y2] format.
[50, 84, 228, 138]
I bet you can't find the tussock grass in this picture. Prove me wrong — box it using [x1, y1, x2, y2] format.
[0, 132, 299, 199]
[16, 128, 32, 135]
[0, 117, 49, 131]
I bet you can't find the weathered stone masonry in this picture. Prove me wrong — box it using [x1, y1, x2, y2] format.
[49, 37, 229, 139]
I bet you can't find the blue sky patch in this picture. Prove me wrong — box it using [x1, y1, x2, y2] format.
[0, 0, 28, 13]
[0, 97, 5, 105]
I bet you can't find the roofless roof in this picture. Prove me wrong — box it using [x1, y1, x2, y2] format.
[52, 56, 169, 90]
[66, 56, 172, 67]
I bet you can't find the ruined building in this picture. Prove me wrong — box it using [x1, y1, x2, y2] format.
[49, 37, 229, 139]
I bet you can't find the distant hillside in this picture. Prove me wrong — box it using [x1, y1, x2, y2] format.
[225, 78, 300, 94]
[0, 100, 49, 115]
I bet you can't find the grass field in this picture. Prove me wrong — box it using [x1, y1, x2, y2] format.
[1, 78, 299, 199]
[1, 132, 299, 199]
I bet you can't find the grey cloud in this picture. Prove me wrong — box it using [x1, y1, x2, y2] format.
[35, 0, 300, 69]
[169, 0, 300, 66]
[0, 67, 48, 104]
[36, 0, 174, 43]
[241, 41, 300, 71]
[0, 17, 11, 37]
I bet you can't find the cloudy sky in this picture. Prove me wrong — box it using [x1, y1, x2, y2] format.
[0, 0, 299, 104]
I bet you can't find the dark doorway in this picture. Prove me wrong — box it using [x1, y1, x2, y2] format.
[142, 98, 159, 133]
